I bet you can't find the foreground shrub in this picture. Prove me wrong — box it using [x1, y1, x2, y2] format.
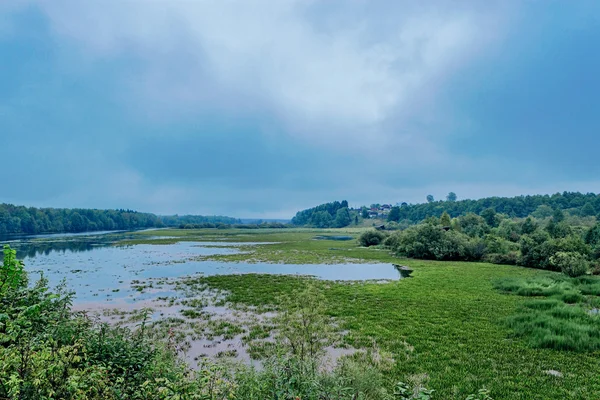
[358, 230, 388, 247]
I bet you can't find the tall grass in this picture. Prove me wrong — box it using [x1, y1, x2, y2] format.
[495, 274, 600, 351]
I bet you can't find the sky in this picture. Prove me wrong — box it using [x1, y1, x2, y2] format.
[1, 1, 600, 218]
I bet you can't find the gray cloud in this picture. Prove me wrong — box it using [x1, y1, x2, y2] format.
[35, 1, 511, 142]
[2, 1, 599, 218]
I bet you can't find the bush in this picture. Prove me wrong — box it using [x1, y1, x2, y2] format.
[484, 251, 519, 265]
[383, 233, 400, 248]
[519, 231, 553, 269]
[464, 238, 488, 261]
[591, 262, 600, 276]
[550, 252, 590, 277]
[358, 230, 388, 247]
[389, 224, 472, 261]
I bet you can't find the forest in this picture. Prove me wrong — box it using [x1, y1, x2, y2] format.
[0, 204, 239, 235]
[387, 191, 600, 223]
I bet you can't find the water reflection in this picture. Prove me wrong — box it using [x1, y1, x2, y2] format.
[8, 231, 147, 259]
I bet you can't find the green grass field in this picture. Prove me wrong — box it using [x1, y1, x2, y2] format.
[121, 228, 600, 399]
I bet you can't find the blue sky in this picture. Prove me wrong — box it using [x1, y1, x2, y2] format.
[1, 1, 599, 218]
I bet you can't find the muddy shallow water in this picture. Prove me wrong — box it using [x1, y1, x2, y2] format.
[11, 230, 404, 305]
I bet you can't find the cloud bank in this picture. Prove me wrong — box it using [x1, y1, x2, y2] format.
[2, 1, 599, 217]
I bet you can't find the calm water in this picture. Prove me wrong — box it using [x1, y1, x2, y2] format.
[7, 230, 404, 305]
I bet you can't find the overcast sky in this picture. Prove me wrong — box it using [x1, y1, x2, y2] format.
[2, 1, 600, 218]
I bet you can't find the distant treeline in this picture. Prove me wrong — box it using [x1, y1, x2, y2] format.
[291, 200, 355, 228]
[0, 204, 240, 235]
[387, 192, 600, 223]
[179, 222, 288, 229]
[161, 215, 241, 226]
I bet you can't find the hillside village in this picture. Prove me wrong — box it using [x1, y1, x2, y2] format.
[351, 204, 398, 219]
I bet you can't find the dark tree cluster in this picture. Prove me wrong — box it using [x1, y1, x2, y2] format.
[161, 214, 240, 226]
[0, 204, 163, 235]
[291, 200, 353, 228]
[0, 204, 243, 235]
[179, 222, 288, 230]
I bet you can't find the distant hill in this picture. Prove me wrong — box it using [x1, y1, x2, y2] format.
[291, 200, 357, 228]
[0, 203, 240, 236]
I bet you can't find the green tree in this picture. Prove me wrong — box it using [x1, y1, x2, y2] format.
[459, 213, 488, 238]
[69, 212, 86, 232]
[361, 207, 369, 219]
[1, 245, 27, 296]
[426, 195, 434, 203]
[532, 204, 554, 219]
[481, 208, 498, 227]
[521, 217, 538, 235]
[553, 209, 565, 223]
[440, 211, 452, 227]
[519, 230, 552, 268]
[387, 206, 400, 222]
[585, 223, 600, 246]
[581, 202, 596, 217]
[546, 220, 572, 239]
[497, 219, 520, 241]
[334, 207, 351, 228]
[311, 211, 333, 228]
[446, 192, 457, 202]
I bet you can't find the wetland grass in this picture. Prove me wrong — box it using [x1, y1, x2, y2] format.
[47, 228, 598, 398]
